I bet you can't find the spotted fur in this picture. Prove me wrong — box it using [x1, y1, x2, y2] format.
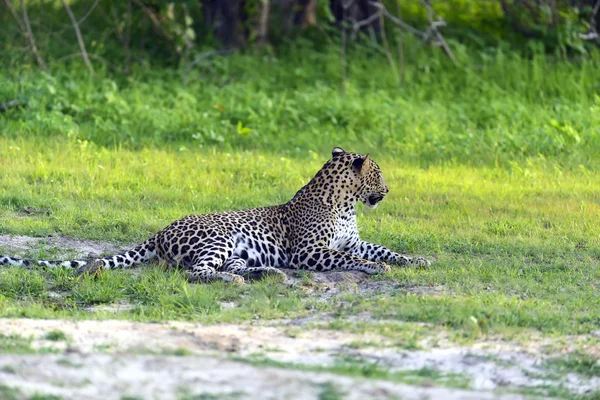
[0, 148, 430, 284]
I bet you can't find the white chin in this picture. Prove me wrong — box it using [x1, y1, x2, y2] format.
[364, 201, 378, 209]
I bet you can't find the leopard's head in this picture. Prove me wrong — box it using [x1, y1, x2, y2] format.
[331, 147, 389, 209]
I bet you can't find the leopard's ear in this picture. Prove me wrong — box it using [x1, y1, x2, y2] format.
[352, 154, 370, 173]
[332, 147, 345, 157]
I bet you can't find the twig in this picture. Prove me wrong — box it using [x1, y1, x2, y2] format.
[78, 0, 101, 25]
[19, 0, 47, 69]
[369, 2, 428, 40]
[351, 9, 381, 40]
[4, 0, 47, 69]
[60, 0, 95, 74]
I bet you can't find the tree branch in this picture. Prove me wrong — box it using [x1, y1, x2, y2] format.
[4, 0, 47, 69]
[367, 1, 456, 64]
[78, 0, 101, 25]
[351, 9, 381, 40]
[368, 2, 428, 40]
[422, 0, 456, 64]
[60, 0, 94, 74]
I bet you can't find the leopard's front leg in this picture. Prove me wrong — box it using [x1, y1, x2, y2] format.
[343, 238, 430, 268]
[289, 245, 390, 274]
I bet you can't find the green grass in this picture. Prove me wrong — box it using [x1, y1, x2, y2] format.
[546, 352, 600, 377]
[0, 385, 20, 400]
[0, 137, 598, 335]
[43, 330, 67, 342]
[0, 334, 34, 354]
[177, 392, 245, 400]
[29, 395, 63, 400]
[0, 40, 599, 377]
[238, 355, 470, 389]
[317, 382, 346, 400]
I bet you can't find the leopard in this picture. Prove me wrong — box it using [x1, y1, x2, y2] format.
[0, 147, 430, 284]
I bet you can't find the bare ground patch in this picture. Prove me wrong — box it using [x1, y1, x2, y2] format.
[0, 234, 131, 259]
[1, 318, 599, 398]
[0, 353, 524, 400]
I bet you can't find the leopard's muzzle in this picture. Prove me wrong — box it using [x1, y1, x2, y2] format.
[366, 194, 385, 208]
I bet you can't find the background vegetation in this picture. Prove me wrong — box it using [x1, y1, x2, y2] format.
[2, 0, 600, 166]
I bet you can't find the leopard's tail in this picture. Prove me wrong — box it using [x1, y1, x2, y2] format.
[94, 237, 157, 270]
[0, 237, 158, 271]
[0, 255, 88, 269]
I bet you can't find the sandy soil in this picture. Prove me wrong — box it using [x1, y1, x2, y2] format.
[0, 318, 599, 399]
[0, 353, 526, 400]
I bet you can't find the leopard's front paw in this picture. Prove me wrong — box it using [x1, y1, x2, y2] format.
[217, 272, 246, 285]
[374, 262, 391, 274]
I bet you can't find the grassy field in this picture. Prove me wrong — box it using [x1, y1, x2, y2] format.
[1, 43, 600, 397]
[0, 137, 598, 336]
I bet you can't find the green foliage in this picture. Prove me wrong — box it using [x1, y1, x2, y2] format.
[1, 45, 599, 166]
[395, 0, 597, 54]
